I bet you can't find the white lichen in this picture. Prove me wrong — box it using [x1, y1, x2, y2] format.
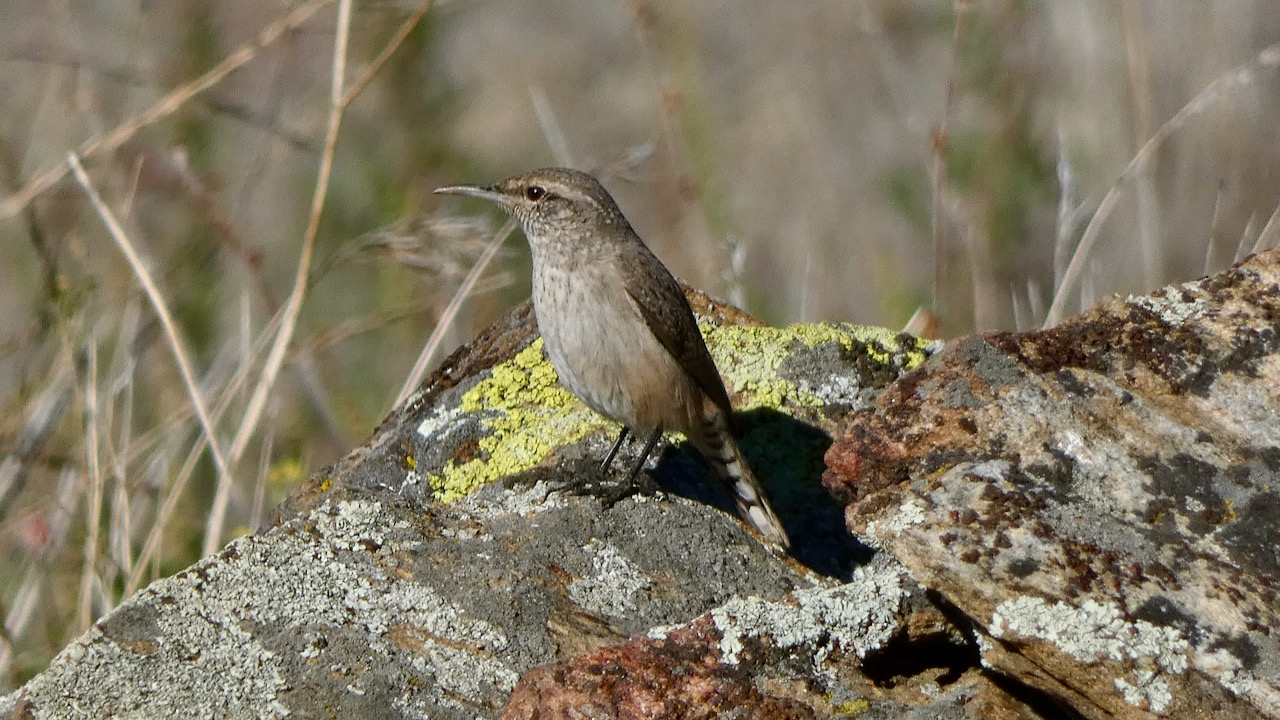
[567, 540, 652, 617]
[709, 554, 905, 683]
[990, 596, 1189, 712]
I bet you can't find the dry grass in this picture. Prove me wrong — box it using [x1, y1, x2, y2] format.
[0, 0, 1278, 687]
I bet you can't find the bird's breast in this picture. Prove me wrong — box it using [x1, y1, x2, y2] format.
[532, 262, 694, 431]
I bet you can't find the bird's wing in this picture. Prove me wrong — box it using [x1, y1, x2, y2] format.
[624, 269, 734, 414]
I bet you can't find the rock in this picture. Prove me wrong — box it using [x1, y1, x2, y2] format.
[826, 249, 1280, 719]
[499, 553, 943, 720]
[7, 244, 1277, 719]
[1, 289, 947, 718]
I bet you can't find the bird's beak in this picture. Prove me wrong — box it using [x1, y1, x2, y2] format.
[433, 184, 505, 206]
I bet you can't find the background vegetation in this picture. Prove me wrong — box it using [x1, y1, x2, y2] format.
[1, 0, 1278, 686]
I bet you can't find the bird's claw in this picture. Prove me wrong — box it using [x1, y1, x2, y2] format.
[555, 463, 658, 508]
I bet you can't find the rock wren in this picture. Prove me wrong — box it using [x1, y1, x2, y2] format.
[434, 168, 789, 548]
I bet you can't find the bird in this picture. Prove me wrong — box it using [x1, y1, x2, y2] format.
[434, 168, 789, 548]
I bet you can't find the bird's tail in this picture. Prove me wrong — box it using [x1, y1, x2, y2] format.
[690, 406, 790, 549]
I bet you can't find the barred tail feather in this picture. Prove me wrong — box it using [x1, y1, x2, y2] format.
[692, 409, 790, 549]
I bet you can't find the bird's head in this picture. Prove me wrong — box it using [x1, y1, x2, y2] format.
[434, 167, 627, 245]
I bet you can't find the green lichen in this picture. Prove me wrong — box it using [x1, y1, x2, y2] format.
[429, 339, 609, 501]
[705, 322, 927, 409]
[834, 698, 870, 714]
[426, 323, 928, 502]
[457, 341, 567, 413]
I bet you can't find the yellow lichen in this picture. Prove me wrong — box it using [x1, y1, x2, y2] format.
[704, 322, 926, 409]
[834, 698, 870, 714]
[426, 323, 927, 502]
[429, 339, 610, 501]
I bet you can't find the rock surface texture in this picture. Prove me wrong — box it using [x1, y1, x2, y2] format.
[827, 250, 1280, 719]
[3, 252, 1279, 718]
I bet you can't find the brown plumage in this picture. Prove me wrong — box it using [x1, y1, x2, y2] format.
[435, 168, 789, 548]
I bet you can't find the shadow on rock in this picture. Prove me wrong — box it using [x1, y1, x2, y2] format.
[652, 406, 873, 580]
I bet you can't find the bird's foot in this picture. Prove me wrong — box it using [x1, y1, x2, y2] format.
[556, 462, 659, 508]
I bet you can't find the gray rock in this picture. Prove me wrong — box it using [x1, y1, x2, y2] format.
[828, 250, 1280, 719]
[3, 290, 949, 719]
[11, 243, 1276, 719]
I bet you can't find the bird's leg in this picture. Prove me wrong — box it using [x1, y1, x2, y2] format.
[592, 427, 662, 507]
[599, 426, 631, 473]
[560, 426, 661, 506]
[623, 428, 663, 484]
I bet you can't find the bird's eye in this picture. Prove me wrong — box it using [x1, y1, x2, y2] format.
[525, 185, 546, 201]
